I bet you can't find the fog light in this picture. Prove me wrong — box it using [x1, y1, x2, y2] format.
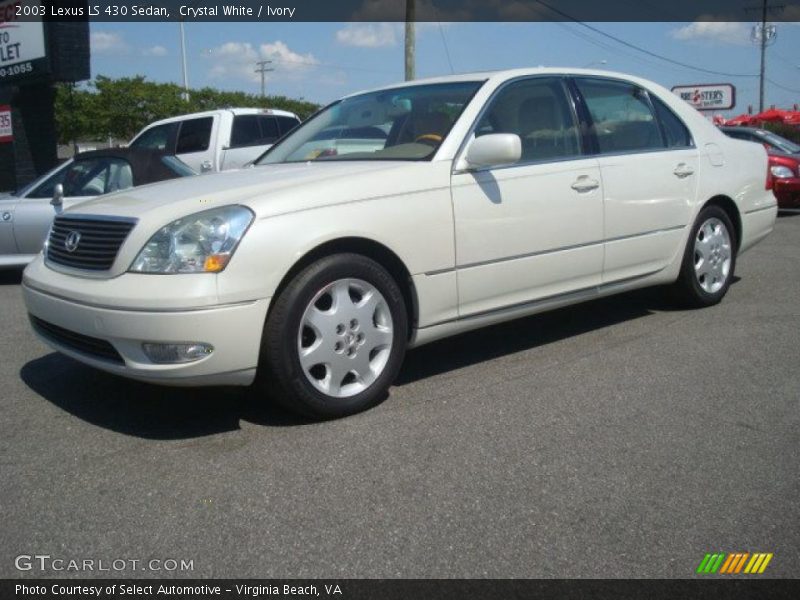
[142, 342, 214, 364]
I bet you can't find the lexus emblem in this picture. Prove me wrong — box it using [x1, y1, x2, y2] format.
[64, 231, 81, 253]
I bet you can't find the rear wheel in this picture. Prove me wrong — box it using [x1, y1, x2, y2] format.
[258, 253, 408, 419]
[672, 205, 737, 307]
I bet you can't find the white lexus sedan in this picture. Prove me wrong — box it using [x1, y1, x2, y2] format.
[22, 69, 778, 419]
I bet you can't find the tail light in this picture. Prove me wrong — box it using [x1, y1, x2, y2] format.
[766, 166, 774, 190]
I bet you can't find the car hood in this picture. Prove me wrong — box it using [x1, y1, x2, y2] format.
[64, 161, 447, 225]
[0, 192, 18, 207]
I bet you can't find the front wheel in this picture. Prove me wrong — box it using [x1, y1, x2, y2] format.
[258, 253, 408, 419]
[671, 205, 737, 308]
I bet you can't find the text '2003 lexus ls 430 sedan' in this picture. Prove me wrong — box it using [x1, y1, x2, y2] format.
[23, 69, 777, 419]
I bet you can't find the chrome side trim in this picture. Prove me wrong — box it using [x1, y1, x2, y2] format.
[420, 270, 661, 329]
[423, 224, 685, 276]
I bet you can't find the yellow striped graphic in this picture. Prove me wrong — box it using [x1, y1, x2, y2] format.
[744, 553, 774, 574]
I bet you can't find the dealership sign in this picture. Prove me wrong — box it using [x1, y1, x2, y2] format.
[0, 0, 47, 84]
[0, 104, 10, 142]
[671, 84, 736, 111]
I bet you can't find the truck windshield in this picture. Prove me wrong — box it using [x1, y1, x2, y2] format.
[256, 81, 483, 164]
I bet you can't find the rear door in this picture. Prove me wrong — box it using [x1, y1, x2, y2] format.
[175, 116, 216, 172]
[573, 77, 698, 283]
[221, 114, 282, 170]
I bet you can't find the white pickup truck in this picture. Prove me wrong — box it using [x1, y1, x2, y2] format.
[128, 108, 301, 173]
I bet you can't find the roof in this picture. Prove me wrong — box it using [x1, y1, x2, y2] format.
[141, 107, 300, 127]
[342, 67, 655, 98]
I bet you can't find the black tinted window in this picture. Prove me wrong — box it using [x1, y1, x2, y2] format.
[276, 116, 300, 136]
[576, 78, 663, 153]
[176, 117, 213, 153]
[258, 116, 280, 142]
[652, 96, 692, 148]
[130, 123, 178, 151]
[230, 115, 261, 147]
[230, 115, 281, 147]
[476, 77, 580, 162]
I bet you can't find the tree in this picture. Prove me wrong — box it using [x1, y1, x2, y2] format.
[54, 76, 320, 144]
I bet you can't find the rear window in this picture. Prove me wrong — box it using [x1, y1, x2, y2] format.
[176, 117, 213, 154]
[230, 115, 282, 148]
[575, 78, 663, 154]
[651, 96, 693, 148]
[276, 115, 300, 136]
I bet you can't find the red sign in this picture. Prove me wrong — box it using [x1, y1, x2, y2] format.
[0, 104, 12, 143]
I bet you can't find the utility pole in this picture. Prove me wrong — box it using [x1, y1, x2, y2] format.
[746, 0, 783, 113]
[405, 0, 415, 81]
[758, 0, 768, 112]
[255, 60, 274, 98]
[179, 20, 190, 101]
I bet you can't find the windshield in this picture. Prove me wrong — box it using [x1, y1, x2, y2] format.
[761, 131, 800, 154]
[257, 81, 483, 165]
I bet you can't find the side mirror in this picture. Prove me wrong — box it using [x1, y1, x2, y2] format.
[50, 183, 64, 207]
[462, 133, 521, 170]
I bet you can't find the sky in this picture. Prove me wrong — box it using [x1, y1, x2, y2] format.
[88, 21, 800, 114]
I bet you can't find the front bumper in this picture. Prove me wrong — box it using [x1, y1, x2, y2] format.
[773, 178, 800, 209]
[23, 282, 270, 387]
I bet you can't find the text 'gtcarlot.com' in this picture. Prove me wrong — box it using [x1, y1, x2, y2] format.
[14, 554, 194, 572]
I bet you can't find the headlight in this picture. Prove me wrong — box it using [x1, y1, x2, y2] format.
[130, 205, 254, 274]
[769, 165, 795, 179]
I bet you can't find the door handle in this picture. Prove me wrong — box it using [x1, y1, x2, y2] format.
[201, 160, 213, 172]
[571, 176, 600, 193]
[673, 163, 695, 178]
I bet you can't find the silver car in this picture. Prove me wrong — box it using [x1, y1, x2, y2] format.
[0, 148, 194, 269]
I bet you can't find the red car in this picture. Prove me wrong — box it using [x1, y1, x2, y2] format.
[721, 126, 800, 208]
[768, 154, 800, 208]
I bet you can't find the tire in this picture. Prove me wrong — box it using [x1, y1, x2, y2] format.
[671, 205, 737, 308]
[257, 253, 408, 419]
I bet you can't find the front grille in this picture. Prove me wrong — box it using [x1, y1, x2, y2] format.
[30, 315, 124, 364]
[46, 215, 136, 271]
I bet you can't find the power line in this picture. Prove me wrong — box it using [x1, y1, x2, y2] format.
[533, 0, 759, 79]
[437, 22, 455, 74]
[767, 78, 800, 94]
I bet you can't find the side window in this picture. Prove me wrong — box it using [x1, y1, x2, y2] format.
[60, 158, 133, 196]
[276, 116, 300, 136]
[230, 115, 261, 148]
[476, 77, 580, 163]
[130, 123, 178, 151]
[27, 163, 70, 198]
[651, 96, 693, 148]
[176, 117, 213, 154]
[575, 78, 664, 154]
[230, 115, 281, 147]
[258, 116, 280, 143]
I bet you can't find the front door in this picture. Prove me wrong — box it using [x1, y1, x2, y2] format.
[451, 76, 604, 317]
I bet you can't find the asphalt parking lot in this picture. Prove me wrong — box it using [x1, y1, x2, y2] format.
[1, 213, 798, 579]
